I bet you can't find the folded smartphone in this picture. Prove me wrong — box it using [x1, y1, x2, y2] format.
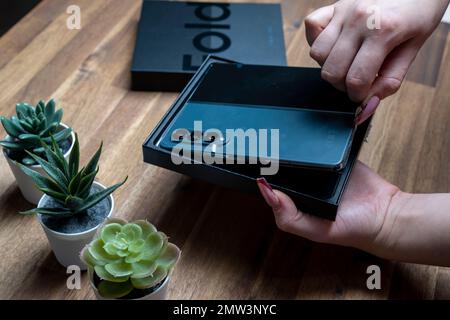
[160, 101, 355, 170]
[158, 62, 358, 172]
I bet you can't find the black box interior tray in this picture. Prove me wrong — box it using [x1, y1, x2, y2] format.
[143, 56, 370, 220]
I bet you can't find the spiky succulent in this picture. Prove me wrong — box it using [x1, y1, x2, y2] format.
[18, 134, 127, 218]
[81, 219, 181, 299]
[0, 99, 72, 165]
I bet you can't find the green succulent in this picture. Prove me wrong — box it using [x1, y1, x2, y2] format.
[0, 99, 72, 165]
[81, 219, 181, 299]
[18, 134, 127, 218]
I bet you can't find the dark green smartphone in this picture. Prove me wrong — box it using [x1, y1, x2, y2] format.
[159, 100, 355, 171]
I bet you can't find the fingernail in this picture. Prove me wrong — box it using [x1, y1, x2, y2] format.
[355, 96, 380, 125]
[256, 178, 279, 208]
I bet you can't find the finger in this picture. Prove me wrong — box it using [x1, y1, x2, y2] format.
[257, 178, 335, 243]
[309, 15, 343, 66]
[346, 39, 391, 103]
[272, 191, 336, 243]
[305, 5, 334, 46]
[355, 40, 422, 125]
[256, 178, 279, 208]
[321, 32, 363, 92]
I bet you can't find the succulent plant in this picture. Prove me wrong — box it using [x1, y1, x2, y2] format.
[18, 134, 127, 218]
[0, 99, 72, 165]
[81, 219, 181, 299]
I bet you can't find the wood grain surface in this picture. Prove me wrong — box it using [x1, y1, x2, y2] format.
[0, 0, 449, 300]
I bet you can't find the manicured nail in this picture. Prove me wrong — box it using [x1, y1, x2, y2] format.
[355, 96, 380, 125]
[257, 178, 279, 208]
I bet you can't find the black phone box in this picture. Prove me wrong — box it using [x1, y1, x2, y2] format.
[131, 0, 287, 91]
[143, 56, 371, 220]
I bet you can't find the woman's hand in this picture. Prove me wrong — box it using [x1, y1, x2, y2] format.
[305, 0, 450, 124]
[257, 161, 450, 267]
[257, 161, 400, 256]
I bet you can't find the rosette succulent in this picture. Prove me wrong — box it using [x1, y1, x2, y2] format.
[0, 99, 72, 165]
[81, 219, 181, 299]
[18, 134, 127, 218]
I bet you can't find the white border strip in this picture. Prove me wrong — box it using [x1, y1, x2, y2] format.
[442, 5, 450, 24]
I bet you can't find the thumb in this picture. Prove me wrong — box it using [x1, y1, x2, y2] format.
[356, 40, 422, 125]
[257, 178, 334, 243]
[305, 5, 335, 46]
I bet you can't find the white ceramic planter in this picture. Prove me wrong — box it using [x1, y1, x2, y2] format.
[3, 123, 75, 204]
[91, 272, 170, 300]
[37, 182, 114, 270]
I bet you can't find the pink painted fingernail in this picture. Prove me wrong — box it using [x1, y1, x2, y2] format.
[355, 96, 380, 125]
[256, 178, 279, 208]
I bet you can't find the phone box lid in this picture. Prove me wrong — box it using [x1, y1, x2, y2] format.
[131, 1, 287, 91]
[142, 56, 371, 220]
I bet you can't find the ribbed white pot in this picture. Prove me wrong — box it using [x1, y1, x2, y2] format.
[3, 123, 75, 204]
[91, 273, 170, 300]
[37, 182, 114, 270]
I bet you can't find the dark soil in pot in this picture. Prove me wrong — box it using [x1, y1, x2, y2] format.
[93, 272, 167, 300]
[5, 135, 72, 164]
[40, 184, 111, 234]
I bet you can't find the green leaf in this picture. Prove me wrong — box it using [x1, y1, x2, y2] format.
[68, 170, 83, 194]
[45, 99, 56, 119]
[82, 142, 102, 177]
[18, 133, 41, 143]
[97, 279, 133, 299]
[80, 246, 102, 267]
[22, 156, 36, 165]
[20, 207, 73, 217]
[10, 116, 25, 131]
[101, 223, 122, 243]
[51, 108, 63, 125]
[88, 239, 118, 263]
[95, 265, 129, 283]
[18, 119, 33, 132]
[141, 232, 165, 261]
[130, 260, 157, 279]
[1, 116, 22, 137]
[105, 261, 133, 277]
[25, 151, 69, 192]
[64, 195, 84, 210]
[42, 127, 72, 144]
[103, 242, 123, 256]
[134, 220, 157, 237]
[39, 188, 67, 202]
[36, 101, 44, 115]
[156, 243, 181, 270]
[43, 140, 69, 179]
[121, 224, 143, 242]
[16, 102, 34, 119]
[17, 162, 66, 194]
[72, 177, 127, 214]
[76, 167, 98, 198]
[39, 122, 58, 136]
[36, 116, 47, 133]
[0, 140, 25, 150]
[69, 133, 79, 177]
[109, 238, 128, 250]
[128, 239, 145, 253]
[124, 252, 143, 264]
[130, 267, 167, 289]
[50, 137, 70, 177]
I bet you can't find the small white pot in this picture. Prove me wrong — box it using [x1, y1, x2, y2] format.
[3, 123, 75, 204]
[91, 273, 170, 300]
[37, 182, 114, 270]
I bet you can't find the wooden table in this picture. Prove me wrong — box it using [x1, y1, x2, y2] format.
[0, 0, 449, 300]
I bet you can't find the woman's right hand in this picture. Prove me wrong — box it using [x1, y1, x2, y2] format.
[305, 0, 450, 124]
